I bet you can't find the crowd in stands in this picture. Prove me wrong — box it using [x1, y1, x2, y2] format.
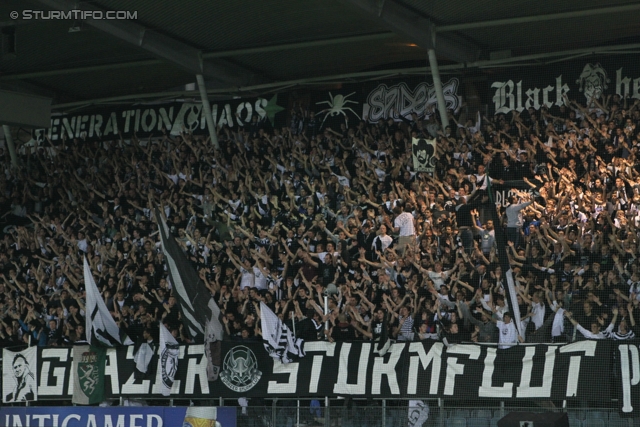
[1, 90, 640, 349]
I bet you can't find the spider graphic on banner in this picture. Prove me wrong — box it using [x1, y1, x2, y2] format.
[316, 92, 361, 127]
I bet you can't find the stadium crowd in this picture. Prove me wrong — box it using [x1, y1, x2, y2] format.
[1, 91, 640, 349]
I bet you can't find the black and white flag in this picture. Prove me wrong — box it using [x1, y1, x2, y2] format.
[156, 208, 216, 343]
[157, 323, 179, 396]
[260, 302, 305, 364]
[408, 401, 429, 427]
[84, 257, 132, 346]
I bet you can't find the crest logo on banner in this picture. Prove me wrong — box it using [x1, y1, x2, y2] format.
[576, 63, 610, 107]
[2, 347, 37, 403]
[72, 345, 106, 405]
[160, 342, 180, 390]
[412, 137, 437, 172]
[220, 346, 262, 393]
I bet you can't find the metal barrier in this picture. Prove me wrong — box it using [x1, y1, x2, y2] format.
[229, 403, 635, 427]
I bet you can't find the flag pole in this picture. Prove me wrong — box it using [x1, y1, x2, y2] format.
[291, 311, 296, 338]
[324, 296, 329, 335]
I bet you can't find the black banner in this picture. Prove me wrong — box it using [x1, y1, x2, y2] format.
[618, 340, 640, 415]
[19, 340, 611, 401]
[31, 77, 463, 144]
[488, 58, 640, 115]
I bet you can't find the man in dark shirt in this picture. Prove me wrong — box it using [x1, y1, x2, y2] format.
[330, 314, 357, 342]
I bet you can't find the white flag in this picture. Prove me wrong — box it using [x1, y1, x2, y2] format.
[84, 257, 132, 346]
[133, 342, 153, 374]
[408, 400, 429, 427]
[157, 323, 179, 396]
[260, 302, 305, 364]
[3, 347, 37, 403]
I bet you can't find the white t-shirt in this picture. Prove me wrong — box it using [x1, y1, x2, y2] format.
[497, 321, 518, 349]
[239, 267, 255, 290]
[531, 302, 545, 330]
[394, 212, 415, 236]
[253, 266, 267, 290]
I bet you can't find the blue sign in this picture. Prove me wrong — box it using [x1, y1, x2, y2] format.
[0, 406, 236, 427]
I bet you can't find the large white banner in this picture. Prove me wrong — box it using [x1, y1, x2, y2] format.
[3, 347, 38, 403]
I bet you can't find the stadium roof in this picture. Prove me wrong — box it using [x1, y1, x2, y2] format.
[1, 0, 639, 110]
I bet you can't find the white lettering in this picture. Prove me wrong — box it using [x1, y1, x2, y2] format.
[305, 341, 335, 393]
[32, 414, 50, 427]
[39, 348, 69, 396]
[542, 85, 554, 109]
[91, 114, 103, 138]
[516, 81, 524, 112]
[11, 415, 23, 427]
[556, 76, 569, 107]
[105, 348, 120, 395]
[134, 109, 141, 132]
[617, 68, 631, 99]
[103, 112, 119, 136]
[407, 343, 442, 395]
[516, 346, 556, 398]
[130, 415, 143, 427]
[334, 343, 370, 395]
[268, 360, 299, 393]
[525, 88, 540, 110]
[479, 347, 513, 398]
[491, 81, 515, 114]
[186, 345, 208, 394]
[255, 98, 267, 120]
[61, 414, 80, 427]
[141, 109, 157, 132]
[444, 345, 480, 395]
[75, 115, 89, 137]
[158, 107, 174, 132]
[121, 346, 150, 394]
[87, 414, 98, 427]
[620, 344, 633, 413]
[104, 415, 126, 427]
[372, 343, 403, 395]
[147, 414, 163, 427]
[364, 81, 461, 122]
[559, 341, 596, 398]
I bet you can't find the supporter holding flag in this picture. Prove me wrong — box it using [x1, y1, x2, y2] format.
[260, 302, 305, 364]
[83, 257, 132, 346]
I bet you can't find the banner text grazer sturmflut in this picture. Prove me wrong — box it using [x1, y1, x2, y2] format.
[11, 341, 610, 402]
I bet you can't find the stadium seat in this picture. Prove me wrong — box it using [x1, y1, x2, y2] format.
[466, 417, 490, 427]
[446, 419, 467, 427]
[472, 410, 492, 419]
[450, 410, 470, 419]
[607, 419, 627, 427]
[568, 417, 582, 427]
[567, 410, 584, 420]
[583, 419, 606, 427]
[489, 417, 500, 427]
[588, 411, 608, 420]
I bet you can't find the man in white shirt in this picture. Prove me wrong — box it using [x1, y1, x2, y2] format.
[385, 199, 415, 255]
[492, 312, 522, 349]
[505, 195, 533, 249]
